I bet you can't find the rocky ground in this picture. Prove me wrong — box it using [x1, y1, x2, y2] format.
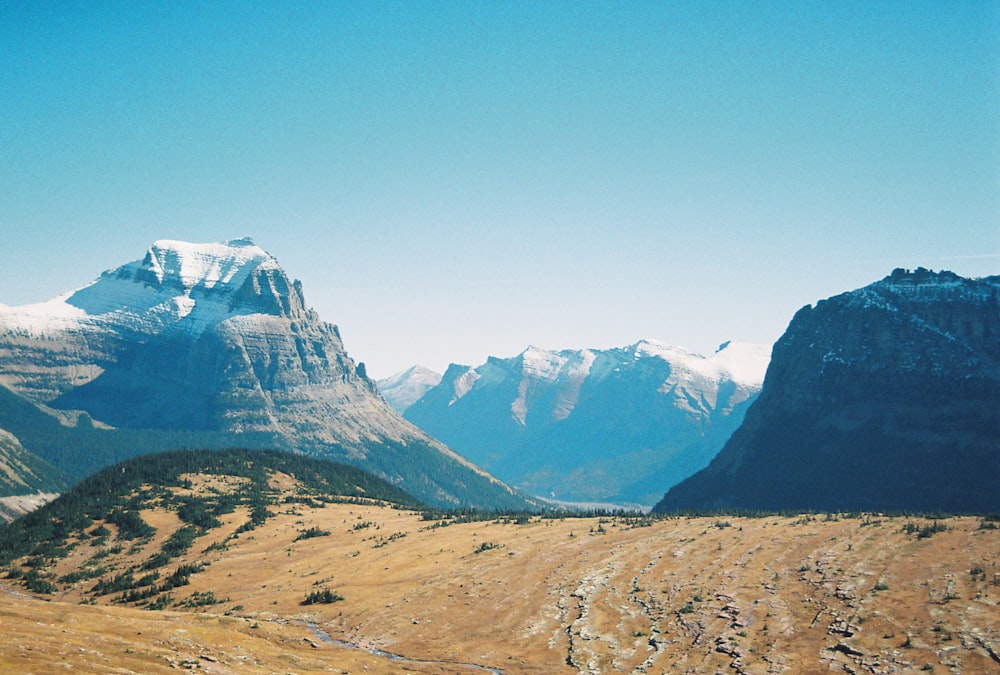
[2, 477, 998, 673]
[0, 492, 57, 523]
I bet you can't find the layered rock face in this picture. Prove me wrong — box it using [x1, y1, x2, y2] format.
[0, 239, 529, 509]
[655, 269, 1000, 513]
[400, 340, 770, 506]
[0, 238, 380, 439]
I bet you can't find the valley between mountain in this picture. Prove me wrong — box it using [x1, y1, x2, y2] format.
[1, 242, 997, 673]
[3, 472, 997, 674]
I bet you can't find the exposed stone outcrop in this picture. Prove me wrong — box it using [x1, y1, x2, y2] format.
[655, 269, 1000, 513]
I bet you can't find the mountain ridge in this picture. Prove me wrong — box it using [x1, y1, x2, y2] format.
[0, 238, 532, 510]
[655, 268, 1000, 513]
[398, 339, 770, 505]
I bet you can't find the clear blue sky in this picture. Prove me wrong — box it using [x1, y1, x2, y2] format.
[2, 1, 998, 378]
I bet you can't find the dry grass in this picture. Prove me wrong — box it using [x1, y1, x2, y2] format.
[3, 484, 999, 674]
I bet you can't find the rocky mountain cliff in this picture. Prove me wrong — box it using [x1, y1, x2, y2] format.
[0, 238, 530, 510]
[655, 269, 1000, 513]
[399, 340, 770, 506]
[0, 427, 66, 498]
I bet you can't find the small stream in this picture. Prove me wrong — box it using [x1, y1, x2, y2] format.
[298, 620, 505, 675]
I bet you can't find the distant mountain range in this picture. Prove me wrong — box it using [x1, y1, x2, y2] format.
[2, 245, 993, 516]
[378, 365, 442, 412]
[381, 340, 770, 506]
[0, 238, 531, 510]
[655, 269, 1000, 514]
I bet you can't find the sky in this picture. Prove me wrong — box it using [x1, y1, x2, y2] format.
[1, 2, 998, 379]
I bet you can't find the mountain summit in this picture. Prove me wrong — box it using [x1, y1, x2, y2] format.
[77, 237, 297, 316]
[377, 365, 443, 413]
[655, 269, 1000, 513]
[0, 237, 384, 437]
[0, 238, 529, 509]
[5, 238, 300, 338]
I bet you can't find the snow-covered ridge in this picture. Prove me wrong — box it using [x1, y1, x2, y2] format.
[647, 341, 770, 416]
[378, 365, 442, 392]
[376, 365, 443, 413]
[632, 339, 770, 387]
[414, 339, 771, 424]
[141, 237, 277, 291]
[0, 292, 88, 334]
[520, 345, 574, 382]
[0, 237, 291, 338]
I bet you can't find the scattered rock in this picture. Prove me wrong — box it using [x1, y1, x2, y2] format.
[828, 641, 864, 657]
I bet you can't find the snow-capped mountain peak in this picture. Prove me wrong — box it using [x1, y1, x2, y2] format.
[0, 237, 534, 510]
[376, 365, 443, 413]
[0, 238, 304, 339]
[139, 237, 277, 292]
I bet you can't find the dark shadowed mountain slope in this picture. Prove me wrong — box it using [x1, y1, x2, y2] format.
[655, 269, 1000, 514]
[0, 238, 531, 510]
